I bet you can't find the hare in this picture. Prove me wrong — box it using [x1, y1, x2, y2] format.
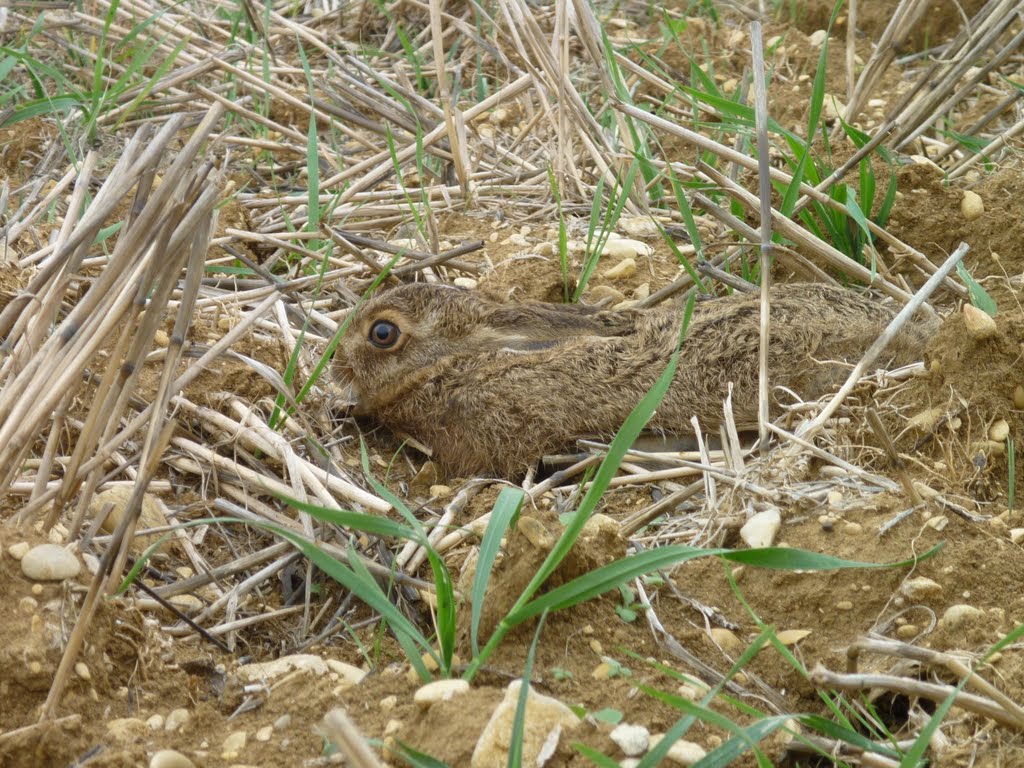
[335, 282, 936, 478]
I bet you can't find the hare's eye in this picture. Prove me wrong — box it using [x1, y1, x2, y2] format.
[368, 320, 400, 349]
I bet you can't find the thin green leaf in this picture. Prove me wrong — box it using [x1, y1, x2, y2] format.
[471, 487, 524, 655]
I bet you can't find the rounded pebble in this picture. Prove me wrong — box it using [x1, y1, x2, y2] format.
[611, 723, 650, 756]
[7, 541, 30, 560]
[165, 708, 192, 732]
[413, 679, 469, 709]
[962, 304, 996, 340]
[740, 509, 781, 548]
[989, 419, 1010, 442]
[709, 628, 743, 654]
[941, 604, 984, 629]
[20, 544, 81, 581]
[650, 734, 707, 765]
[603, 257, 638, 279]
[255, 725, 273, 742]
[1013, 385, 1024, 409]
[842, 522, 863, 536]
[149, 750, 196, 768]
[326, 659, 367, 688]
[961, 190, 984, 221]
[222, 729, 247, 757]
[901, 576, 943, 601]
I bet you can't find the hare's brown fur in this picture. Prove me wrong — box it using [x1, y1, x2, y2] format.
[336, 283, 936, 478]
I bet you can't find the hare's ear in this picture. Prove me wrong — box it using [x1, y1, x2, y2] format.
[463, 327, 618, 354]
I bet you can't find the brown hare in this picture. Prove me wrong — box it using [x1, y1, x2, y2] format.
[335, 282, 935, 478]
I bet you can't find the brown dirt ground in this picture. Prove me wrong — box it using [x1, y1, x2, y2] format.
[3, 1, 1024, 767]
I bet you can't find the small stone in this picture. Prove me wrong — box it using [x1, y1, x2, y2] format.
[517, 516, 555, 550]
[603, 238, 653, 260]
[147, 714, 165, 730]
[384, 719, 403, 736]
[611, 723, 650, 756]
[326, 659, 367, 688]
[895, 624, 920, 640]
[471, 681, 578, 768]
[255, 725, 273, 742]
[588, 639, 603, 654]
[149, 750, 196, 768]
[92, 486, 172, 554]
[589, 285, 626, 304]
[165, 708, 192, 732]
[75, 662, 91, 681]
[632, 283, 650, 300]
[1009, 528, 1024, 545]
[429, 484, 453, 499]
[836, 600, 854, 611]
[7, 541, 30, 560]
[619, 217, 660, 238]
[901, 576, 943, 600]
[776, 629, 811, 646]
[603, 257, 638, 280]
[273, 714, 291, 730]
[20, 544, 81, 581]
[649, 734, 707, 765]
[709, 628, 743, 654]
[414, 679, 470, 709]
[379, 695, 398, 711]
[154, 330, 170, 347]
[926, 515, 949, 531]
[222, 730, 247, 757]
[1013, 385, 1024, 409]
[961, 190, 984, 221]
[236, 654, 328, 682]
[592, 662, 613, 679]
[808, 29, 827, 46]
[989, 419, 1010, 442]
[962, 304, 996, 340]
[740, 509, 780, 548]
[842, 522, 863, 536]
[941, 604, 984, 628]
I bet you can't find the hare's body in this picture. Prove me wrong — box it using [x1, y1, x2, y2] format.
[336, 283, 935, 478]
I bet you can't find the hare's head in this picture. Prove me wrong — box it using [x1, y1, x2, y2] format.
[335, 283, 638, 414]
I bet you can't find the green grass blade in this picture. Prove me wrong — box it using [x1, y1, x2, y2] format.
[470, 487, 525, 655]
[956, 262, 997, 316]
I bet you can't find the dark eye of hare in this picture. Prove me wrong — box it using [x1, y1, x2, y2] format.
[368, 320, 400, 349]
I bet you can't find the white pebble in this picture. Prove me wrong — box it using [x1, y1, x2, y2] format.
[222, 729, 247, 756]
[603, 238, 653, 259]
[808, 29, 827, 46]
[611, 723, 650, 756]
[149, 750, 196, 768]
[20, 544, 81, 581]
[414, 679, 469, 709]
[740, 509, 781, 548]
[236, 654, 328, 682]
[326, 660, 367, 688]
[165, 708, 192, 732]
[453, 277, 478, 290]
[255, 725, 274, 742]
[7, 541, 30, 560]
[649, 734, 707, 765]
[603, 257, 638, 280]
